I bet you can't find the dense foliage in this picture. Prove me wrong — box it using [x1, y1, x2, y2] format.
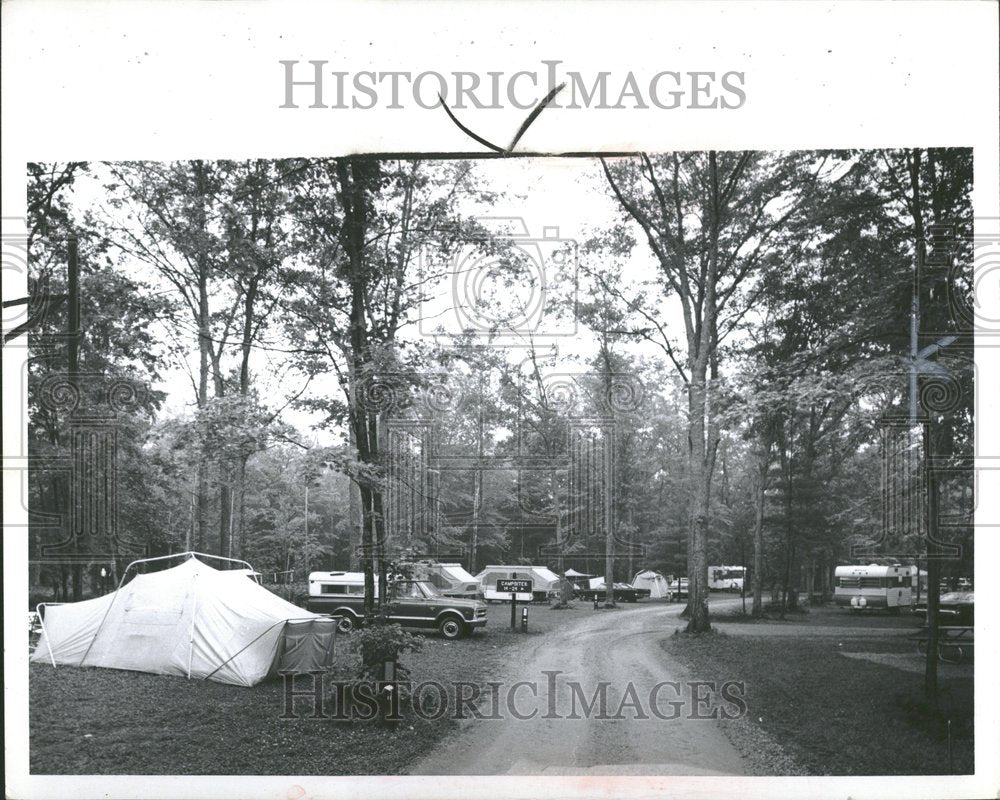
[25, 151, 973, 621]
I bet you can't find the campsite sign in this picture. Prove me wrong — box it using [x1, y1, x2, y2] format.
[496, 579, 532, 594]
[497, 579, 533, 631]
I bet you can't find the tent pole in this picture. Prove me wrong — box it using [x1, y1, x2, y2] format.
[188, 572, 199, 679]
[36, 603, 59, 668]
[78, 587, 124, 667]
[117, 551, 256, 591]
[201, 618, 290, 683]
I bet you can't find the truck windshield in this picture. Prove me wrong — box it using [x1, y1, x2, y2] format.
[392, 581, 441, 599]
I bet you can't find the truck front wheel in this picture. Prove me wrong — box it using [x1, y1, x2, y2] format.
[335, 613, 357, 633]
[438, 616, 465, 640]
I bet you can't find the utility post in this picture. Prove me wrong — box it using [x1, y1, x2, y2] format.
[67, 232, 83, 601]
[923, 435, 940, 706]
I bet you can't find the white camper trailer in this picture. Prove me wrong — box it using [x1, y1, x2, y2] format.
[476, 565, 561, 602]
[834, 563, 914, 611]
[708, 565, 745, 592]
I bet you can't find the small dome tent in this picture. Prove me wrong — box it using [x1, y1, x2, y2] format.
[31, 553, 333, 686]
[631, 569, 672, 599]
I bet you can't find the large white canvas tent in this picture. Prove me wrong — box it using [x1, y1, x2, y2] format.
[631, 569, 672, 599]
[31, 554, 332, 687]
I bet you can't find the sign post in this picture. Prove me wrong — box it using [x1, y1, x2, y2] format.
[496, 578, 533, 631]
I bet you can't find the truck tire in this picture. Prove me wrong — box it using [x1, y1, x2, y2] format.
[335, 612, 357, 633]
[438, 616, 465, 640]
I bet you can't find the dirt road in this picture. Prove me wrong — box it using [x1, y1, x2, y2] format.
[409, 600, 747, 776]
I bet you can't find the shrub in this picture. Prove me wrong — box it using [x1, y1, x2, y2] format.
[355, 622, 422, 684]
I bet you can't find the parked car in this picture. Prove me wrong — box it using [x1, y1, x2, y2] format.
[306, 571, 488, 639]
[576, 581, 651, 603]
[669, 577, 689, 599]
[912, 591, 974, 627]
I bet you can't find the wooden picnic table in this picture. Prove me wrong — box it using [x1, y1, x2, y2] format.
[908, 625, 974, 663]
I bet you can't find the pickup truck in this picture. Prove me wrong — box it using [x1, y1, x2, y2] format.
[306, 572, 488, 639]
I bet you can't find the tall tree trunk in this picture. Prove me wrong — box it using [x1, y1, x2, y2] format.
[194, 160, 212, 554]
[469, 378, 484, 574]
[752, 433, 770, 617]
[626, 508, 634, 583]
[346, 363, 362, 571]
[685, 152, 723, 634]
[470, 470, 481, 575]
[687, 376, 711, 630]
[349, 474, 362, 571]
[603, 427, 615, 608]
[337, 157, 382, 618]
[235, 456, 248, 559]
[230, 255, 261, 561]
[777, 422, 794, 616]
[219, 464, 232, 560]
[598, 340, 617, 608]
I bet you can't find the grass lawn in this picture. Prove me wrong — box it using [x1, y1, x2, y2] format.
[29, 600, 596, 775]
[664, 626, 974, 775]
[711, 601, 919, 630]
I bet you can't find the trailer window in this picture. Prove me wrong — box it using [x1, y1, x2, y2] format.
[320, 584, 364, 595]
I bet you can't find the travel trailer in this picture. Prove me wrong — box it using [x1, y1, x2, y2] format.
[834, 563, 914, 611]
[708, 565, 745, 592]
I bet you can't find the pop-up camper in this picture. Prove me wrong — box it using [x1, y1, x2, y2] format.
[406, 561, 481, 598]
[476, 565, 561, 601]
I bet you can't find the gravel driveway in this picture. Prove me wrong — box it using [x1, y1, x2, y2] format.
[409, 601, 749, 776]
